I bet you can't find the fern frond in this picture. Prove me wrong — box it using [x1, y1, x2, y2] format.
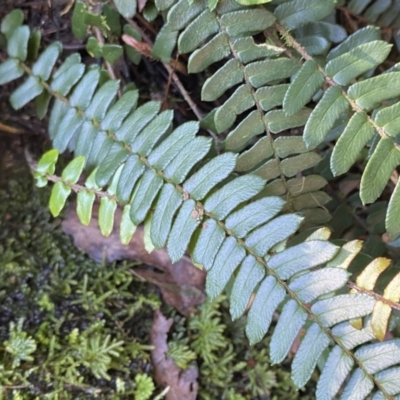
[151, 0, 345, 227]
[271, 19, 400, 239]
[3, 7, 400, 399]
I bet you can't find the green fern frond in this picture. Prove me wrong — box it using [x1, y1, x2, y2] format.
[3, 6, 400, 399]
[151, 0, 343, 227]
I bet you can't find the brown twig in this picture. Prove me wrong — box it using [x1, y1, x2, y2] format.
[0, 122, 33, 135]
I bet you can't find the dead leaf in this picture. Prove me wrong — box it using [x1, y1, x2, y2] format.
[151, 309, 198, 400]
[62, 204, 206, 315]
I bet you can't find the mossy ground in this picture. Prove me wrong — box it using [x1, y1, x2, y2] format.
[0, 142, 316, 399]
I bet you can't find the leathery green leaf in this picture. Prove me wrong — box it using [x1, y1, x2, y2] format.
[61, 156, 85, 184]
[348, 72, 400, 110]
[360, 138, 400, 204]
[114, 0, 136, 18]
[131, 110, 173, 156]
[7, 25, 30, 61]
[183, 153, 237, 201]
[151, 24, 178, 62]
[304, 86, 349, 148]
[289, 268, 350, 303]
[130, 170, 163, 225]
[292, 324, 330, 388]
[49, 182, 72, 217]
[245, 58, 298, 88]
[225, 197, 285, 238]
[327, 26, 380, 62]
[95, 144, 130, 187]
[219, 9, 275, 37]
[274, 0, 334, 31]
[204, 175, 265, 220]
[116, 101, 161, 143]
[224, 110, 265, 152]
[120, 205, 137, 245]
[206, 237, 246, 299]
[148, 121, 198, 170]
[98, 197, 117, 237]
[150, 184, 182, 249]
[284, 60, 325, 116]
[372, 367, 400, 399]
[266, 108, 311, 134]
[1, 9, 24, 37]
[233, 37, 285, 64]
[312, 294, 375, 327]
[188, 32, 231, 73]
[51, 63, 85, 96]
[192, 219, 225, 271]
[10, 75, 44, 110]
[270, 300, 307, 364]
[331, 111, 375, 176]
[0, 59, 24, 85]
[178, 10, 219, 54]
[36, 149, 59, 175]
[325, 41, 392, 86]
[280, 152, 321, 177]
[167, 199, 201, 263]
[387, 179, 400, 239]
[245, 214, 303, 257]
[269, 240, 339, 280]
[69, 67, 100, 110]
[274, 136, 309, 159]
[101, 90, 139, 132]
[202, 59, 244, 102]
[341, 369, 374, 399]
[375, 101, 400, 138]
[116, 157, 145, 204]
[235, 137, 273, 172]
[255, 84, 289, 112]
[164, 137, 211, 184]
[85, 80, 120, 121]
[32, 41, 61, 80]
[77, 190, 95, 226]
[215, 84, 254, 133]
[71, 1, 86, 39]
[354, 339, 400, 374]
[229, 256, 265, 320]
[317, 346, 354, 399]
[246, 276, 286, 345]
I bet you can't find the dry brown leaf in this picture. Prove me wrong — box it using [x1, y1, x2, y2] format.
[151, 309, 198, 400]
[62, 204, 206, 315]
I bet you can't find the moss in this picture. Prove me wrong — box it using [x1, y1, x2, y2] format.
[0, 148, 159, 399]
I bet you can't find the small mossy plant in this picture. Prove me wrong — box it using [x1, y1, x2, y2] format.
[2, 0, 400, 398]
